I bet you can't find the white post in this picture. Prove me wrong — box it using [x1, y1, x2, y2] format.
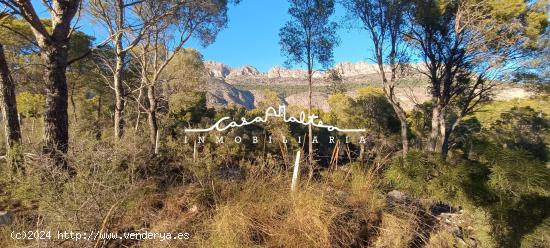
[154, 130, 160, 154]
[193, 140, 197, 163]
[291, 150, 301, 192]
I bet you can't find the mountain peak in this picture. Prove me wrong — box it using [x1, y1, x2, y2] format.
[205, 61, 386, 82]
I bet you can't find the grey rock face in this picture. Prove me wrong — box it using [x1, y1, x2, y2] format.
[202, 61, 532, 111]
[205, 61, 385, 83]
[284, 91, 330, 112]
[204, 61, 231, 78]
[205, 78, 255, 109]
[0, 211, 12, 225]
[227, 65, 260, 77]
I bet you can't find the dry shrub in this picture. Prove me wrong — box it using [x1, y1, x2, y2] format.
[204, 179, 339, 247]
[137, 179, 238, 248]
[374, 211, 418, 248]
[187, 167, 386, 248]
[348, 167, 386, 213]
[373, 197, 442, 248]
[107, 129, 155, 175]
[1, 125, 416, 248]
[0, 131, 151, 248]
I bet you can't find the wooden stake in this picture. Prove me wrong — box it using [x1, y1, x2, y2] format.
[193, 140, 197, 163]
[291, 150, 301, 192]
[154, 130, 160, 154]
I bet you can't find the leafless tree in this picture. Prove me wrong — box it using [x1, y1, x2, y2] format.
[131, 0, 230, 150]
[343, 0, 411, 157]
[88, 0, 166, 141]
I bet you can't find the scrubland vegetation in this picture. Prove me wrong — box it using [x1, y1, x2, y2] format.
[1, 92, 549, 247]
[0, 0, 549, 247]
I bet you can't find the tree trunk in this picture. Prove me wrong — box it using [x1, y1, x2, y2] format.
[438, 107, 447, 154]
[41, 43, 71, 171]
[441, 115, 462, 157]
[146, 84, 157, 148]
[441, 128, 451, 157]
[113, 47, 126, 140]
[8, 0, 81, 172]
[136, 55, 147, 132]
[0, 43, 22, 153]
[307, 67, 313, 180]
[428, 100, 442, 152]
[395, 107, 409, 156]
[385, 89, 409, 157]
[70, 80, 77, 123]
[378, 60, 409, 157]
[95, 94, 102, 140]
[134, 83, 143, 131]
[113, 0, 126, 140]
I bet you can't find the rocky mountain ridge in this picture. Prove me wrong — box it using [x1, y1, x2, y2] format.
[203, 61, 532, 111]
[204, 60, 390, 85]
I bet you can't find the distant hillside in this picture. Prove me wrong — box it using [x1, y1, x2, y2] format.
[205, 78, 255, 109]
[203, 61, 534, 111]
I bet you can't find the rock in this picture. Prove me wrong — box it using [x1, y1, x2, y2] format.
[249, 90, 287, 107]
[205, 61, 387, 82]
[431, 202, 457, 215]
[449, 226, 463, 237]
[205, 78, 255, 109]
[204, 61, 231, 78]
[227, 65, 260, 77]
[204, 80, 290, 110]
[0, 211, 12, 225]
[217, 166, 244, 180]
[267, 66, 325, 79]
[202, 60, 533, 111]
[466, 237, 480, 248]
[334, 61, 386, 77]
[387, 190, 409, 203]
[284, 91, 330, 112]
[205, 62, 261, 79]
[456, 237, 469, 247]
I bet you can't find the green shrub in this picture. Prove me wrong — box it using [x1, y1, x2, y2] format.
[384, 150, 473, 205]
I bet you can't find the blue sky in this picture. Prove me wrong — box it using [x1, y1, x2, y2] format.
[186, 1, 375, 72]
[31, 0, 375, 72]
